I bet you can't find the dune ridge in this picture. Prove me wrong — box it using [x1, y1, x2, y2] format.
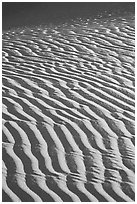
[2, 13, 135, 202]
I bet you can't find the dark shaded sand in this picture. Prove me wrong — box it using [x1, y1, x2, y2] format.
[2, 4, 135, 202]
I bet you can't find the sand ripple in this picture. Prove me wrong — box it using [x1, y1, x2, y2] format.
[2, 13, 135, 201]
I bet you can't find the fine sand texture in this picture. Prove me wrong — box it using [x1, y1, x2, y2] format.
[2, 13, 135, 202]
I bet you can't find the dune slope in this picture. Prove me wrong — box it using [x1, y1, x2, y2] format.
[2, 13, 135, 202]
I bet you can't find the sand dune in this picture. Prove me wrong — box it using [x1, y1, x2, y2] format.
[2, 13, 135, 201]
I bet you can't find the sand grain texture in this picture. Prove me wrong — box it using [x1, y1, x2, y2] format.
[2, 13, 135, 202]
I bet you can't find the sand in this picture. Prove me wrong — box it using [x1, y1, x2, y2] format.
[2, 12, 135, 202]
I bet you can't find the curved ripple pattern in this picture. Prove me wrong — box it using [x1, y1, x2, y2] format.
[2, 13, 135, 202]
